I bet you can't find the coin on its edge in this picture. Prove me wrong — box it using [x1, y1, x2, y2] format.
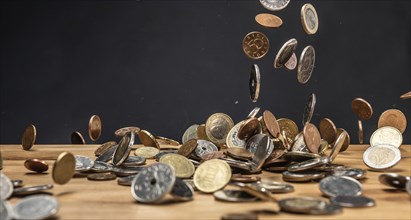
[52, 152, 76, 185]
[88, 115, 101, 141]
[301, 3, 319, 35]
[378, 109, 407, 134]
[22, 124, 36, 151]
[351, 98, 373, 120]
[138, 130, 160, 149]
[363, 144, 401, 170]
[205, 113, 234, 144]
[249, 64, 261, 103]
[319, 118, 337, 144]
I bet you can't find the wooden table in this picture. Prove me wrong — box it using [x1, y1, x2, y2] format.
[1, 144, 410, 219]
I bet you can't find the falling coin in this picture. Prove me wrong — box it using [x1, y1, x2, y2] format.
[358, 120, 364, 144]
[22, 124, 36, 151]
[303, 123, 321, 154]
[378, 173, 409, 189]
[370, 126, 403, 148]
[177, 139, 198, 157]
[259, 0, 290, 11]
[242, 31, 269, 59]
[301, 3, 319, 35]
[88, 115, 101, 141]
[274, 38, 298, 69]
[114, 127, 141, 138]
[336, 128, 351, 152]
[351, 98, 373, 120]
[71, 131, 85, 144]
[226, 122, 247, 149]
[138, 130, 160, 149]
[24, 159, 49, 173]
[400, 91, 411, 100]
[263, 110, 281, 138]
[113, 132, 135, 166]
[284, 52, 297, 71]
[378, 109, 407, 133]
[277, 118, 299, 141]
[298, 45, 315, 84]
[249, 64, 261, 102]
[205, 113, 234, 144]
[52, 152, 75, 185]
[255, 13, 283, 28]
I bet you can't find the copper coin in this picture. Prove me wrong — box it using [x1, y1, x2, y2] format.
[231, 174, 261, 183]
[400, 91, 411, 100]
[138, 130, 160, 149]
[351, 98, 373, 120]
[196, 124, 209, 141]
[274, 38, 298, 69]
[237, 118, 259, 140]
[87, 172, 117, 181]
[284, 52, 297, 71]
[22, 124, 36, 151]
[114, 126, 141, 137]
[226, 148, 253, 160]
[94, 141, 117, 156]
[303, 123, 321, 154]
[24, 159, 48, 173]
[71, 131, 85, 144]
[88, 115, 101, 141]
[336, 128, 351, 152]
[319, 118, 337, 144]
[201, 151, 225, 161]
[378, 109, 407, 133]
[255, 13, 283, 28]
[358, 120, 364, 144]
[177, 139, 198, 157]
[242, 31, 269, 59]
[263, 110, 280, 138]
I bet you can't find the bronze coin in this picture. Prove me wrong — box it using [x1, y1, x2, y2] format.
[318, 118, 337, 144]
[94, 141, 117, 156]
[87, 172, 117, 181]
[242, 31, 269, 59]
[351, 98, 373, 120]
[284, 52, 297, 71]
[303, 123, 321, 154]
[378, 109, 407, 133]
[71, 131, 85, 144]
[201, 151, 225, 161]
[88, 115, 102, 141]
[24, 159, 48, 173]
[155, 136, 180, 146]
[358, 120, 364, 144]
[226, 148, 253, 160]
[255, 13, 283, 28]
[336, 128, 351, 152]
[138, 130, 160, 149]
[237, 118, 259, 140]
[400, 91, 411, 100]
[196, 124, 209, 141]
[231, 174, 261, 183]
[22, 124, 36, 151]
[264, 148, 286, 166]
[114, 126, 141, 138]
[263, 110, 280, 138]
[177, 139, 198, 157]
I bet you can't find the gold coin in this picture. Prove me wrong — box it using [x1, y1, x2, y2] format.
[400, 91, 411, 100]
[114, 127, 141, 138]
[155, 136, 180, 146]
[94, 141, 117, 156]
[255, 13, 283, 28]
[351, 98, 373, 120]
[318, 118, 337, 144]
[263, 110, 280, 138]
[134, 146, 160, 159]
[177, 139, 198, 157]
[22, 124, 36, 151]
[138, 130, 160, 149]
[336, 128, 351, 152]
[284, 52, 297, 71]
[358, 120, 364, 144]
[52, 152, 75, 185]
[71, 131, 85, 144]
[196, 125, 209, 141]
[159, 153, 195, 178]
[370, 126, 402, 148]
[378, 109, 407, 133]
[301, 3, 319, 35]
[242, 31, 269, 59]
[205, 113, 234, 144]
[88, 115, 101, 141]
[193, 159, 231, 193]
[277, 118, 299, 141]
[303, 123, 321, 154]
[274, 38, 298, 69]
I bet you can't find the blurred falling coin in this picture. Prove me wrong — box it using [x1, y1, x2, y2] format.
[351, 98, 373, 120]
[138, 130, 160, 149]
[255, 13, 283, 28]
[249, 64, 261, 102]
[24, 159, 48, 173]
[71, 131, 85, 144]
[274, 38, 298, 69]
[303, 123, 321, 154]
[88, 115, 101, 141]
[242, 31, 269, 59]
[114, 126, 141, 138]
[87, 172, 117, 181]
[22, 124, 36, 151]
[378, 109, 407, 133]
[284, 52, 297, 71]
[259, 0, 290, 11]
[205, 113, 234, 144]
[400, 91, 411, 100]
[194, 159, 231, 193]
[302, 93, 316, 126]
[363, 144, 401, 170]
[318, 118, 337, 144]
[358, 120, 364, 144]
[378, 173, 408, 189]
[52, 152, 75, 185]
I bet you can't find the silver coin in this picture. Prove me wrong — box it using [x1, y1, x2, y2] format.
[0, 173, 13, 200]
[331, 195, 375, 208]
[91, 161, 115, 173]
[319, 175, 362, 197]
[131, 163, 176, 203]
[183, 179, 198, 191]
[112, 166, 144, 177]
[310, 204, 342, 215]
[11, 180, 24, 188]
[259, 0, 290, 11]
[363, 144, 401, 170]
[195, 140, 218, 158]
[112, 132, 135, 166]
[75, 155, 94, 172]
[170, 177, 194, 201]
[87, 172, 117, 181]
[247, 107, 260, 119]
[0, 200, 12, 220]
[332, 167, 366, 180]
[226, 122, 247, 149]
[291, 133, 309, 152]
[253, 181, 294, 193]
[298, 46, 315, 84]
[406, 179, 411, 196]
[13, 184, 53, 196]
[378, 173, 409, 189]
[302, 93, 316, 126]
[288, 157, 329, 172]
[221, 157, 253, 171]
[122, 156, 146, 167]
[274, 38, 298, 69]
[13, 195, 59, 220]
[329, 131, 348, 162]
[279, 197, 327, 214]
[182, 124, 199, 144]
[283, 151, 320, 162]
[213, 189, 258, 202]
[246, 133, 266, 154]
[250, 135, 273, 171]
[117, 175, 136, 186]
[249, 64, 261, 102]
[282, 170, 325, 182]
[96, 145, 117, 162]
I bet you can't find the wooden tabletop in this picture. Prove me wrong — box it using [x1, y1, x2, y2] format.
[1, 144, 410, 220]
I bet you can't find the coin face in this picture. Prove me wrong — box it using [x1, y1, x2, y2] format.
[182, 124, 199, 144]
[259, 0, 290, 11]
[274, 38, 298, 69]
[318, 118, 337, 144]
[242, 31, 269, 59]
[177, 139, 198, 157]
[131, 163, 175, 203]
[262, 110, 280, 138]
[87, 172, 117, 181]
[88, 115, 101, 141]
[21, 124, 36, 151]
[370, 126, 403, 148]
[319, 176, 362, 197]
[12, 195, 59, 220]
[255, 13, 283, 28]
[363, 144, 401, 170]
[351, 98, 373, 120]
[138, 130, 159, 149]
[302, 93, 316, 126]
[94, 141, 117, 156]
[277, 118, 299, 141]
[159, 153, 195, 178]
[247, 107, 261, 119]
[114, 127, 141, 138]
[75, 155, 94, 172]
[238, 117, 259, 140]
[170, 177, 194, 201]
[251, 135, 273, 171]
[226, 122, 247, 149]
[71, 131, 85, 144]
[284, 52, 297, 71]
[12, 184, 53, 196]
[301, 3, 318, 35]
[378, 109, 407, 133]
[214, 190, 258, 202]
[95, 145, 117, 162]
[24, 159, 49, 173]
[249, 64, 261, 102]
[205, 113, 234, 144]
[330, 195, 375, 208]
[358, 119, 364, 144]
[303, 123, 321, 154]
[400, 91, 411, 100]
[282, 170, 325, 182]
[52, 152, 75, 185]
[134, 146, 160, 159]
[113, 132, 135, 166]
[292, 132, 309, 153]
[0, 173, 13, 200]
[298, 46, 315, 84]
[195, 140, 218, 158]
[193, 159, 231, 193]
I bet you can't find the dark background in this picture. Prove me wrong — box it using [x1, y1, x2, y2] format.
[1, 0, 410, 145]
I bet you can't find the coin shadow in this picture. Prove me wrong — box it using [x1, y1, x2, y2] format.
[24, 172, 48, 175]
[13, 192, 53, 198]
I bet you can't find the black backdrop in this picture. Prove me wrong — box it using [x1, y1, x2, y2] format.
[1, 0, 410, 145]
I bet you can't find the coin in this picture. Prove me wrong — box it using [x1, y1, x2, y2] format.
[87, 172, 117, 181]
[284, 52, 297, 71]
[131, 163, 175, 203]
[138, 130, 160, 149]
[233, 182, 276, 202]
[319, 118, 337, 144]
[406, 180, 411, 196]
[11, 180, 24, 188]
[231, 174, 261, 183]
[95, 144, 117, 162]
[88, 115, 101, 141]
[221, 213, 258, 220]
[24, 159, 48, 173]
[134, 146, 159, 159]
[195, 140, 219, 158]
[329, 131, 347, 162]
[298, 46, 315, 84]
[277, 118, 299, 141]
[114, 126, 140, 137]
[262, 110, 280, 138]
[12, 184, 53, 196]
[182, 124, 199, 144]
[52, 152, 75, 185]
[194, 159, 231, 193]
[351, 98, 373, 120]
[282, 170, 325, 182]
[205, 113, 234, 144]
[249, 64, 261, 102]
[242, 31, 269, 59]
[279, 197, 327, 214]
[226, 122, 247, 149]
[332, 167, 366, 180]
[301, 3, 319, 35]
[71, 131, 85, 144]
[370, 126, 403, 148]
[378, 109, 407, 133]
[358, 119, 364, 144]
[120, 156, 145, 167]
[0, 200, 12, 220]
[378, 173, 409, 189]
[292, 132, 310, 152]
[169, 177, 194, 201]
[13, 195, 59, 219]
[259, 0, 290, 11]
[155, 136, 180, 146]
[331, 195, 375, 208]
[247, 107, 261, 119]
[0, 173, 13, 200]
[255, 180, 294, 193]
[288, 157, 329, 172]
[303, 123, 321, 154]
[117, 175, 136, 186]
[94, 141, 117, 156]
[177, 139, 198, 157]
[112, 166, 144, 177]
[319, 175, 362, 197]
[302, 93, 316, 126]
[250, 135, 273, 171]
[159, 153, 195, 178]
[336, 128, 350, 152]
[91, 161, 115, 173]
[22, 124, 36, 150]
[226, 148, 253, 161]
[194, 125, 208, 141]
[238, 117, 259, 140]
[274, 38, 298, 69]
[201, 151, 225, 161]
[75, 155, 94, 172]
[318, 139, 329, 155]
[255, 13, 282, 29]
[113, 132, 135, 166]
[400, 91, 411, 100]
[214, 190, 258, 202]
